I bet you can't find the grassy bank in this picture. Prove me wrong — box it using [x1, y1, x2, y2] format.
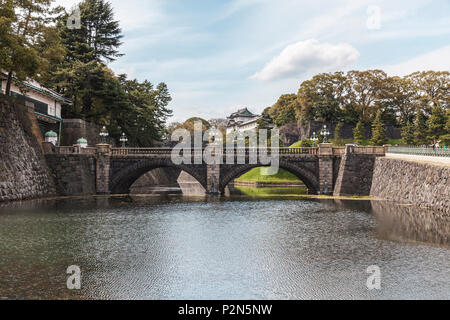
[233, 186, 308, 197]
[234, 167, 303, 183]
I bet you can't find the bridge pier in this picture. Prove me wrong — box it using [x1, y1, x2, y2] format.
[96, 144, 112, 194]
[318, 143, 334, 195]
[206, 163, 221, 194]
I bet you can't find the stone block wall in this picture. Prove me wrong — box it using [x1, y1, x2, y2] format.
[45, 154, 96, 196]
[334, 153, 378, 196]
[371, 158, 450, 213]
[0, 96, 56, 202]
[61, 119, 100, 147]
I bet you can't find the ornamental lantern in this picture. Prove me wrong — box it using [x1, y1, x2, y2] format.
[45, 131, 58, 146]
[120, 132, 128, 148]
[321, 125, 331, 144]
[99, 126, 109, 144]
[76, 137, 88, 148]
[311, 132, 319, 147]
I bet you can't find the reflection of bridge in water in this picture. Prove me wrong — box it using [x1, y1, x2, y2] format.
[43, 144, 387, 196]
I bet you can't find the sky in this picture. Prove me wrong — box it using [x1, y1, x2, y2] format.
[55, 0, 450, 122]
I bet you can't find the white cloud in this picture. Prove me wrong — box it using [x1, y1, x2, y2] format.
[383, 45, 450, 76]
[251, 39, 360, 81]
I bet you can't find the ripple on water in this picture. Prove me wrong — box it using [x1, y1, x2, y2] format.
[0, 196, 448, 300]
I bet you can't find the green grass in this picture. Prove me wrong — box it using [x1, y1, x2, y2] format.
[289, 141, 307, 148]
[235, 167, 302, 183]
[234, 186, 308, 197]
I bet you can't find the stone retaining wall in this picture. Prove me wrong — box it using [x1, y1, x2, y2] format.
[45, 154, 96, 196]
[333, 153, 378, 196]
[0, 97, 56, 202]
[371, 158, 450, 213]
[61, 119, 100, 147]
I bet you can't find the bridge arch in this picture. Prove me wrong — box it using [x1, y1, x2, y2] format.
[110, 158, 207, 194]
[219, 160, 319, 194]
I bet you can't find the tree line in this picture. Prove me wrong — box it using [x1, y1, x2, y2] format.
[0, 0, 172, 146]
[260, 70, 449, 146]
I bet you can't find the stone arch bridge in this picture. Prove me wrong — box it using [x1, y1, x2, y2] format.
[43, 143, 387, 196]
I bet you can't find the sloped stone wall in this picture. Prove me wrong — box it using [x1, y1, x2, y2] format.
[0, 96, 56, 202]
[45, 154, 96, 196]
[371, 158, 450, 213]
[333, 153, 378, 196]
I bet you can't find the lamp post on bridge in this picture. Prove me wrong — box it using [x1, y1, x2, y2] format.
[100, 126, 109, 144]
[311, 132, 319, 147]
[321, 125, 330, 144]
[120, 132, 128, 148]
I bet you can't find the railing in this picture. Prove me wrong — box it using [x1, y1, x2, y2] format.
[353, 146, 386, 154]
[388, 146, 450, 158]
[49, 146, 97, 155]
[111, 147, 320, 156]
[47, 146, 387, 156]
[111, 148, 174, 156]
[79, 147, 97, 155]
[332, 147, 346, 155]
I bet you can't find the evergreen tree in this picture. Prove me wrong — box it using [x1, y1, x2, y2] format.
[413, 111, 428, 146]
[426, 106, 446, 142]
[440, 111, 450, 146]
[334, 122, 344, 146]
[370, 110, 388, 146]
[49, 1, 171, 146]
[59, 0, 123, 64]
[353, 121, 365, 145]
[401, 121, 415, 146]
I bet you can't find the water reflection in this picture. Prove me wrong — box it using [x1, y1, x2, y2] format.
[0, 194, 448, 300]
[371, 201, 450, 247]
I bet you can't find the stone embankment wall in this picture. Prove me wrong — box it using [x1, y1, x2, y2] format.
[45, 154, 96, 196]
[0, 97, 56, 201]
[61, 119, 100, 147]
[333, 148, 380, 196]
[371, 158, 450, 213]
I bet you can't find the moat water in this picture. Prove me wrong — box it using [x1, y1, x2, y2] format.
[0, 189, 449, 300]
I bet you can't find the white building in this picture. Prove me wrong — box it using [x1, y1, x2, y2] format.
[0, 73, 72, 145]
[226, 108, 260, 135]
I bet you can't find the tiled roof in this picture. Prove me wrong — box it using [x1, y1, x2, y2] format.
[230, 107, 256, 118]
[0, 72, 72, 104]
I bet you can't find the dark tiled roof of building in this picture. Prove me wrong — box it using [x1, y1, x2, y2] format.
[229, 107, 256, 118]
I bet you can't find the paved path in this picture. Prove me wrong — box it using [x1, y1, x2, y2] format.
[386, 153, 450, 167]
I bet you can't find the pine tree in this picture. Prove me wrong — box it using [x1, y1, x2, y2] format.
[370, 110, 388, 146]
[401, 121, 415, 146]
[334, 122, 344, 146]
[59, 0, 123, 64]
[413, 111, 428, 146]
[426, 106, 446, 142]
[353, 121, 365, 145]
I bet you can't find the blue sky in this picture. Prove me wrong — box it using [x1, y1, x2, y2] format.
[56, 0, 450, 122]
